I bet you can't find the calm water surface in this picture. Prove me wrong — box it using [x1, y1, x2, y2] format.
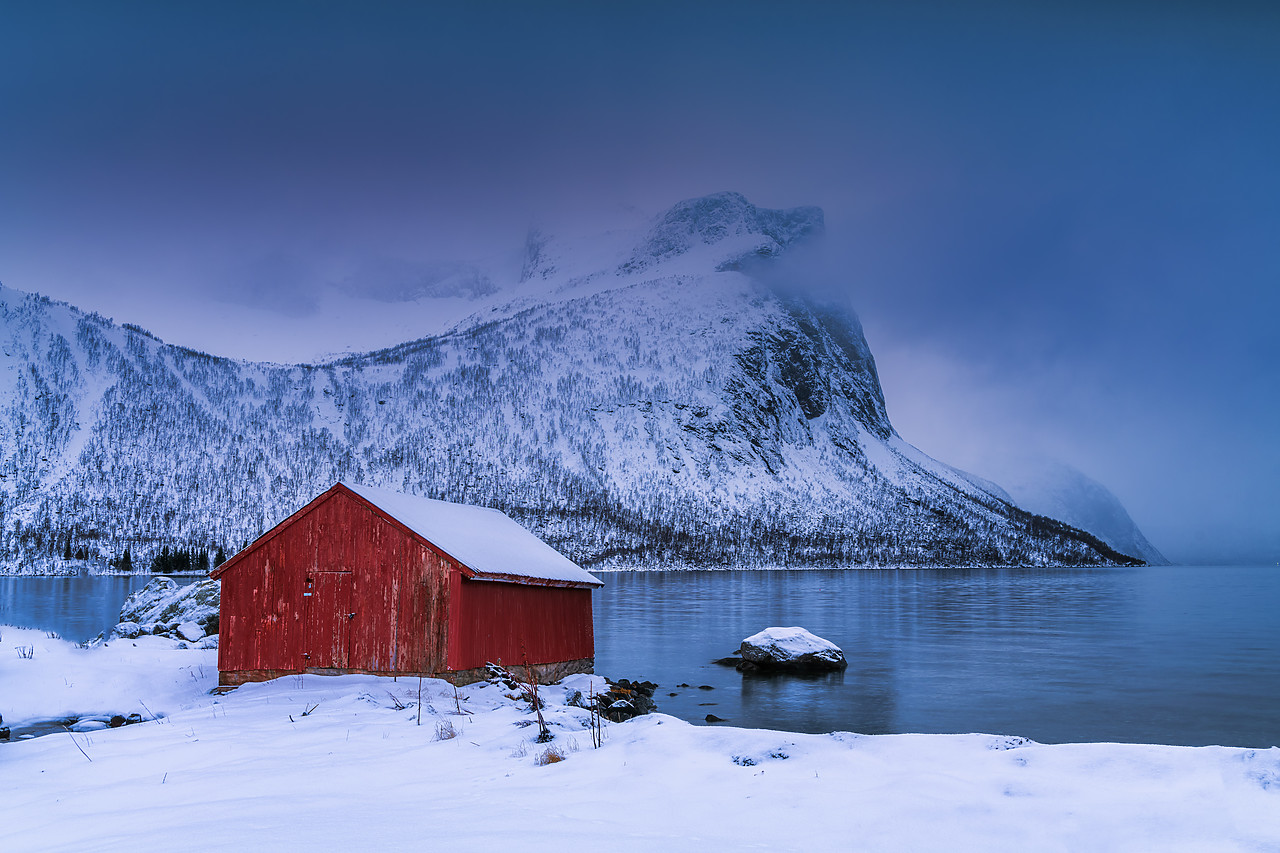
[3, 566, 1276, 746]
[594, 566, 1280, 747]
[0, 575, 153, 642]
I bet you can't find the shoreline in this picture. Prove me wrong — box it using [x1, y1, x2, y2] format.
[2, 622, 1275, 751]
[0, 563, 1160, 578]
[2, 625, 1277, 851]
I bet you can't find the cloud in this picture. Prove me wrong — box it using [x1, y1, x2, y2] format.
[338, 257, 497, 303]
[212, 253, 322, 317]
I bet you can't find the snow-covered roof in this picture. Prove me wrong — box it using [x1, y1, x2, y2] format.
[341, 482, 601, 588]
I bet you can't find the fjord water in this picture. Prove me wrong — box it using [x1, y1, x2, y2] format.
[594, 566, 1280, 747]
[0, 574, 152, 643]
[3, 567, 1276, 746]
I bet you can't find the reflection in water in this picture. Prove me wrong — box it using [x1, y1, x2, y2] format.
[0, 575, 154, 642]
[738, 668, 895, 735]
[593, 566, 1280, 747]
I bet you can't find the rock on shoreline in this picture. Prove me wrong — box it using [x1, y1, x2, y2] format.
[95, 577, 219, 647]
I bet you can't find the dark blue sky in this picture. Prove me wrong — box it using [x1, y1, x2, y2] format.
[2, 1, 1277, 563]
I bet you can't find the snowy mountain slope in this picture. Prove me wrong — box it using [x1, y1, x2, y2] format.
[0, 193, 1141, 571]
[984, 459, 1168, 565]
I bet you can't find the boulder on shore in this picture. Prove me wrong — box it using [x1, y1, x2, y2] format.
[737, 627, 847, 673]
[94, 576, 220, 645]
[107, 621, 145, 640]
[565, 678, 658, 722]
[120, 577, 219, 632]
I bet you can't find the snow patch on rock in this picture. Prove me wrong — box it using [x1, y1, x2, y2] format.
[176, 621, 206, 642]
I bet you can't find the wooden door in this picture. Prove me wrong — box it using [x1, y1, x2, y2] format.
[302, 572, 353, 668]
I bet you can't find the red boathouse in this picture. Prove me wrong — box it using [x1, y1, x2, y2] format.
[210, 482, 602, 687]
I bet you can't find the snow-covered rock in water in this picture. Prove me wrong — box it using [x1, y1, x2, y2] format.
[739, 627, 847, 672]
[98, 577, 220, 642]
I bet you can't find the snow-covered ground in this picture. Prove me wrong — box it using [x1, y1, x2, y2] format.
[2, 626, 1277, 852]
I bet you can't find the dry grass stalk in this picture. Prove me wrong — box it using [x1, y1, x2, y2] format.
[588, 686, 604, 748]
[519, 650, 553, 743]
[535, 745, 566, 766]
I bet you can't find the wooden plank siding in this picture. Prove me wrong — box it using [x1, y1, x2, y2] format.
[216, 488, 453, 680]
[213, 483, 593, 687]
[447, 577, 594, 672]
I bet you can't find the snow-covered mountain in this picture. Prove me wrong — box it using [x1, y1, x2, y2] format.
[0, 192, 1142, 572]
[979, 459, 1167, 565]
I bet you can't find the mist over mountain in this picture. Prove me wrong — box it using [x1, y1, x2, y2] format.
[0, 193, 1143, 573]
[979, 459, 1167, 566]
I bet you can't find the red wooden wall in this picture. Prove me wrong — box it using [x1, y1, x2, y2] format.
[218, 488, 451, 676]
[216, 485, 594, 679]
[447, 575, 594, 671]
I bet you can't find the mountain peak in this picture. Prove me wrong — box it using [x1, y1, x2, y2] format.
[0, 193, 1140, 572]
[623, 192, 824, 274]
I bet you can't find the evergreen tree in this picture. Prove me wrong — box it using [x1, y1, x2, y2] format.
[213, 545, 227, 568]
[120, 548, 132, 572]
[62, 539, 72, 561]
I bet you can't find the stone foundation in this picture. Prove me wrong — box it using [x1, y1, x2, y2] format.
[217, 657, 594, 689]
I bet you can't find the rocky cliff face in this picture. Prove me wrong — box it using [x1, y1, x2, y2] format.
[0, 193, 1141, 571]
